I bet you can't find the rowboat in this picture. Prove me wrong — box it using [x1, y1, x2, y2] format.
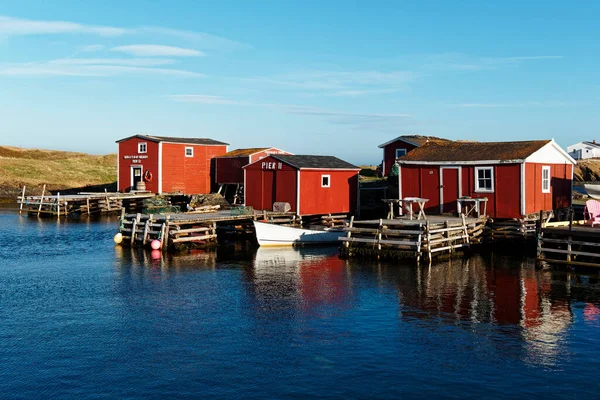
[253, 220, 343, 246]
[584, 183, 600, 200]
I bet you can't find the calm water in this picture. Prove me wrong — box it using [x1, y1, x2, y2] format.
[1, 211, 600, 399]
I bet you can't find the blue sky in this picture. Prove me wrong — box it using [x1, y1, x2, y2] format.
[1, 1, 598, 165]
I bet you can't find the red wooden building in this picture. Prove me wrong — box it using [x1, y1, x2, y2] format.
[215, 147, 291, 185]
[243, 155, 360, 216]
[378, 135, 449, 177]
[116, 134, 228, 194]
[396, 139, 575, 219]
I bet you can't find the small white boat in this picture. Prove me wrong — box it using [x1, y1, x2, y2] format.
[584, 183, 600, 199]
[253, 221, 344, 246]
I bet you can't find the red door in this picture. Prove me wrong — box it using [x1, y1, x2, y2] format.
[262, 170, 276, 210]
[441, 168, 459, 214]
[420, 167, 440, 213]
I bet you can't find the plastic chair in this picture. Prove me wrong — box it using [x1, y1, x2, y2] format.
[584, 199, 600, 226]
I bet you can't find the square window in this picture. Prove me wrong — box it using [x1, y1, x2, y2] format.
[321, 174, 331, 188]
[396, 148, 407, 158]
[138, 142, 147, 153]
[185, 147, 194, 157]
[542, 166, 551, 193]
[475, 167, 494, 192]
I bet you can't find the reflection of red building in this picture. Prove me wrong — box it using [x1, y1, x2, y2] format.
[116, 134, 228, 194]
[298, 254, 349, 310]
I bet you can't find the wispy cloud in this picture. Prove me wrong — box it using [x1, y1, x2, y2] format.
[425, 53, 564, 71]
[167, 94, 410, 125]
[49, 58, 177, 67]
[140, 26, 250, 50]
[451, 101, 568, 108]
[247, 70, 416, 90]
[243, 70, 416, 98]
[0, 16, 249, 50]
[80, 44, 105, 52]
[0, 16, 128, 36]
[111, 44, 204, 57]
[168, 94, 242, 105]
[0, 61, 203, 77]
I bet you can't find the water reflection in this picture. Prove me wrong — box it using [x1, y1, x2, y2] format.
[242, 249, 583, 368]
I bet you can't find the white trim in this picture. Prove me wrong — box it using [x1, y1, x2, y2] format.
[296, 170, 301, 215]
[542, 165, 551, 193]
[395, 148, 407, 159]
[243, 168, 247, 206]
[474, 166, 494, 193]
[520, 163, 526, 216]
[399, 159, 524, 166]
[138, 142, 147, 154]
[440, 166, 462, 214]
[321, 174, 331, 188]
[117, 145, 120, 191]
[158, 142, 163, 194]
[185, 146, 194, 157]
[378, 136, 421, 148]
[398, 165, 402, 200]
[382, 150, 386, 178]
[130, 165, 143, 190]
[525, 139, 577, 165]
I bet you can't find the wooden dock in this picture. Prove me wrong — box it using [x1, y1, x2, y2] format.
[117, 209, 308, 250]
[339, 215, 486, 262]
[17, 185, 156, 217]
[537, 221, 600, 267]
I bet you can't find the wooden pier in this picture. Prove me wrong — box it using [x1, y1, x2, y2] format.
[17, 185, 156, 217]
[117, 209, 308, 250]
[339, 215, 487, 262]
[537, 220, 600, 267]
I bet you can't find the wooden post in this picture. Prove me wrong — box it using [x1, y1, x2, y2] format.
[426, 221, 432, 262]
[378, 218, 383, 251]
[86, 198, 90, 215]
[142, 214, 152, 245]
[162, 216, 171, 250]
[567, 236, 572, 263]
[345, 215, 354, 249]
[19, 186, 26, 215]
[131, 213, 140, 245]
[37, 184, 46, 217]
[56, 192, 60, 218]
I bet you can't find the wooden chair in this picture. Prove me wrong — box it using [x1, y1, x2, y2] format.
[584, 199, 600, 226]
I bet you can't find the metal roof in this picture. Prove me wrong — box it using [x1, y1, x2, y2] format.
[217, 148, 271, 157]
[116, 134, 229, 146]
[270, 155, 359, 170]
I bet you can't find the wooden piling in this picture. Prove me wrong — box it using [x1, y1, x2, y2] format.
[37, 184, 46, 217]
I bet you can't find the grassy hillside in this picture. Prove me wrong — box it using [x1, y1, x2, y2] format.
[0, 146, 116, 201]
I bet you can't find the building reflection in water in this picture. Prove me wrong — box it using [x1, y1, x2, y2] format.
[248, 246, 352, 316]
[379, 254, 575, 366]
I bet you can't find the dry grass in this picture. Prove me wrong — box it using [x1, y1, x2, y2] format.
[0, 146, 116, 198]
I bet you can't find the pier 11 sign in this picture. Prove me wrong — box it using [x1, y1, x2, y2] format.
[262, 162, 283, 170]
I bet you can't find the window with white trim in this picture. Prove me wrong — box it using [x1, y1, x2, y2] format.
[542, 166, 551, 193]
[395, 148, 407, 158]
[185, 146, 194, 157]
[321, 174, 330, 188]
[138, 142, 147, 153]
[475, 167, 494, 192]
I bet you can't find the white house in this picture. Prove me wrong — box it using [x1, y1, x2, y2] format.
[567, 141, 600, 160]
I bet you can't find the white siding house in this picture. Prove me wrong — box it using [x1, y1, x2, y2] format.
[567, 141, 600, 160]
